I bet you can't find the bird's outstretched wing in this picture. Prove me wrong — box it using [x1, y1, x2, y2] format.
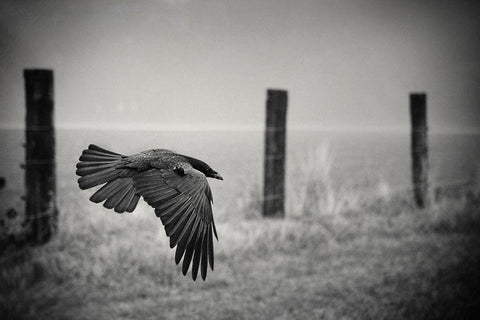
[133, 167, 218, 281]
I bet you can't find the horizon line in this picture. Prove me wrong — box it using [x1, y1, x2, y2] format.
[0, 122, 479, 134]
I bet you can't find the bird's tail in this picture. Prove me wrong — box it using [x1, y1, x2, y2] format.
[76, 144, 140, 213]
[76, 144, 124, 189]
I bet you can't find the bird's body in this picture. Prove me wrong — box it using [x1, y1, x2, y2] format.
[76, 144, 223, 281]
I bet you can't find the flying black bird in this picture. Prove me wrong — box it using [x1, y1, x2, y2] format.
[76, 144, 223, 281]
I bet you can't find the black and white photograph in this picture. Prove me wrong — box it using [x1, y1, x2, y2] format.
[1, 1, 480, 319]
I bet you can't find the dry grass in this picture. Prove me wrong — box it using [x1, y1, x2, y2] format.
[1, 145, 480, 319]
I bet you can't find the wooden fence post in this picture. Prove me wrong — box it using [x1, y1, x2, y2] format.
[24, 69, 58, 244]
[263, 89, 287, 218]
[410, 93, 429, 208]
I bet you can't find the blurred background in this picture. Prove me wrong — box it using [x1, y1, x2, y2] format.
[1, 1, 480, 319]
[1, 0, 480, 131]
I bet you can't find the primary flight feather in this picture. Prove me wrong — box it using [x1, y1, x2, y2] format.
[76, 144, 223, 281]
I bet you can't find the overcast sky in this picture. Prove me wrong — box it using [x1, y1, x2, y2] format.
[1, 0, 479, 132]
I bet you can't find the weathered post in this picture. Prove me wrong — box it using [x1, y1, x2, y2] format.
[263, 89, 287, 218]
[410, 93, 429, 208]
[24, 69, 58, 244]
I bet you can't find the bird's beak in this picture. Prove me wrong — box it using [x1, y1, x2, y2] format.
[211, 172, 223, 180]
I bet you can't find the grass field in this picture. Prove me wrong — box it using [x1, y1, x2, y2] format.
[2, 165, 480, 319]
[1, 132, 480, 319]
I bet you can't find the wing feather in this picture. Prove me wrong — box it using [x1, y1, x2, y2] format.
[114, 185, 137, 213]
[168, 204, 194, 247]
[207, 226, 214, 270]
[133, 166, 218, 280]
[159, 197, 191, 223]
[126, 194, 140, 213]
[200, 229, 208, 280]
[174, 213, 197, 263]
[182, 220, 202, 275]
[89, 179, 124, 203]
[103, 184, 131, 209]
[191, 224, 205, 281]
[145, 188, 179, 204]
[153, 195, 183, 213]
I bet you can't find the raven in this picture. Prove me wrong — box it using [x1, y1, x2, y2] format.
[76, 144, 223, 281]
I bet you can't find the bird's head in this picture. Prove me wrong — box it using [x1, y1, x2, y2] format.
[183, 155, 223, 180]
[204, 167, 223, 180]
